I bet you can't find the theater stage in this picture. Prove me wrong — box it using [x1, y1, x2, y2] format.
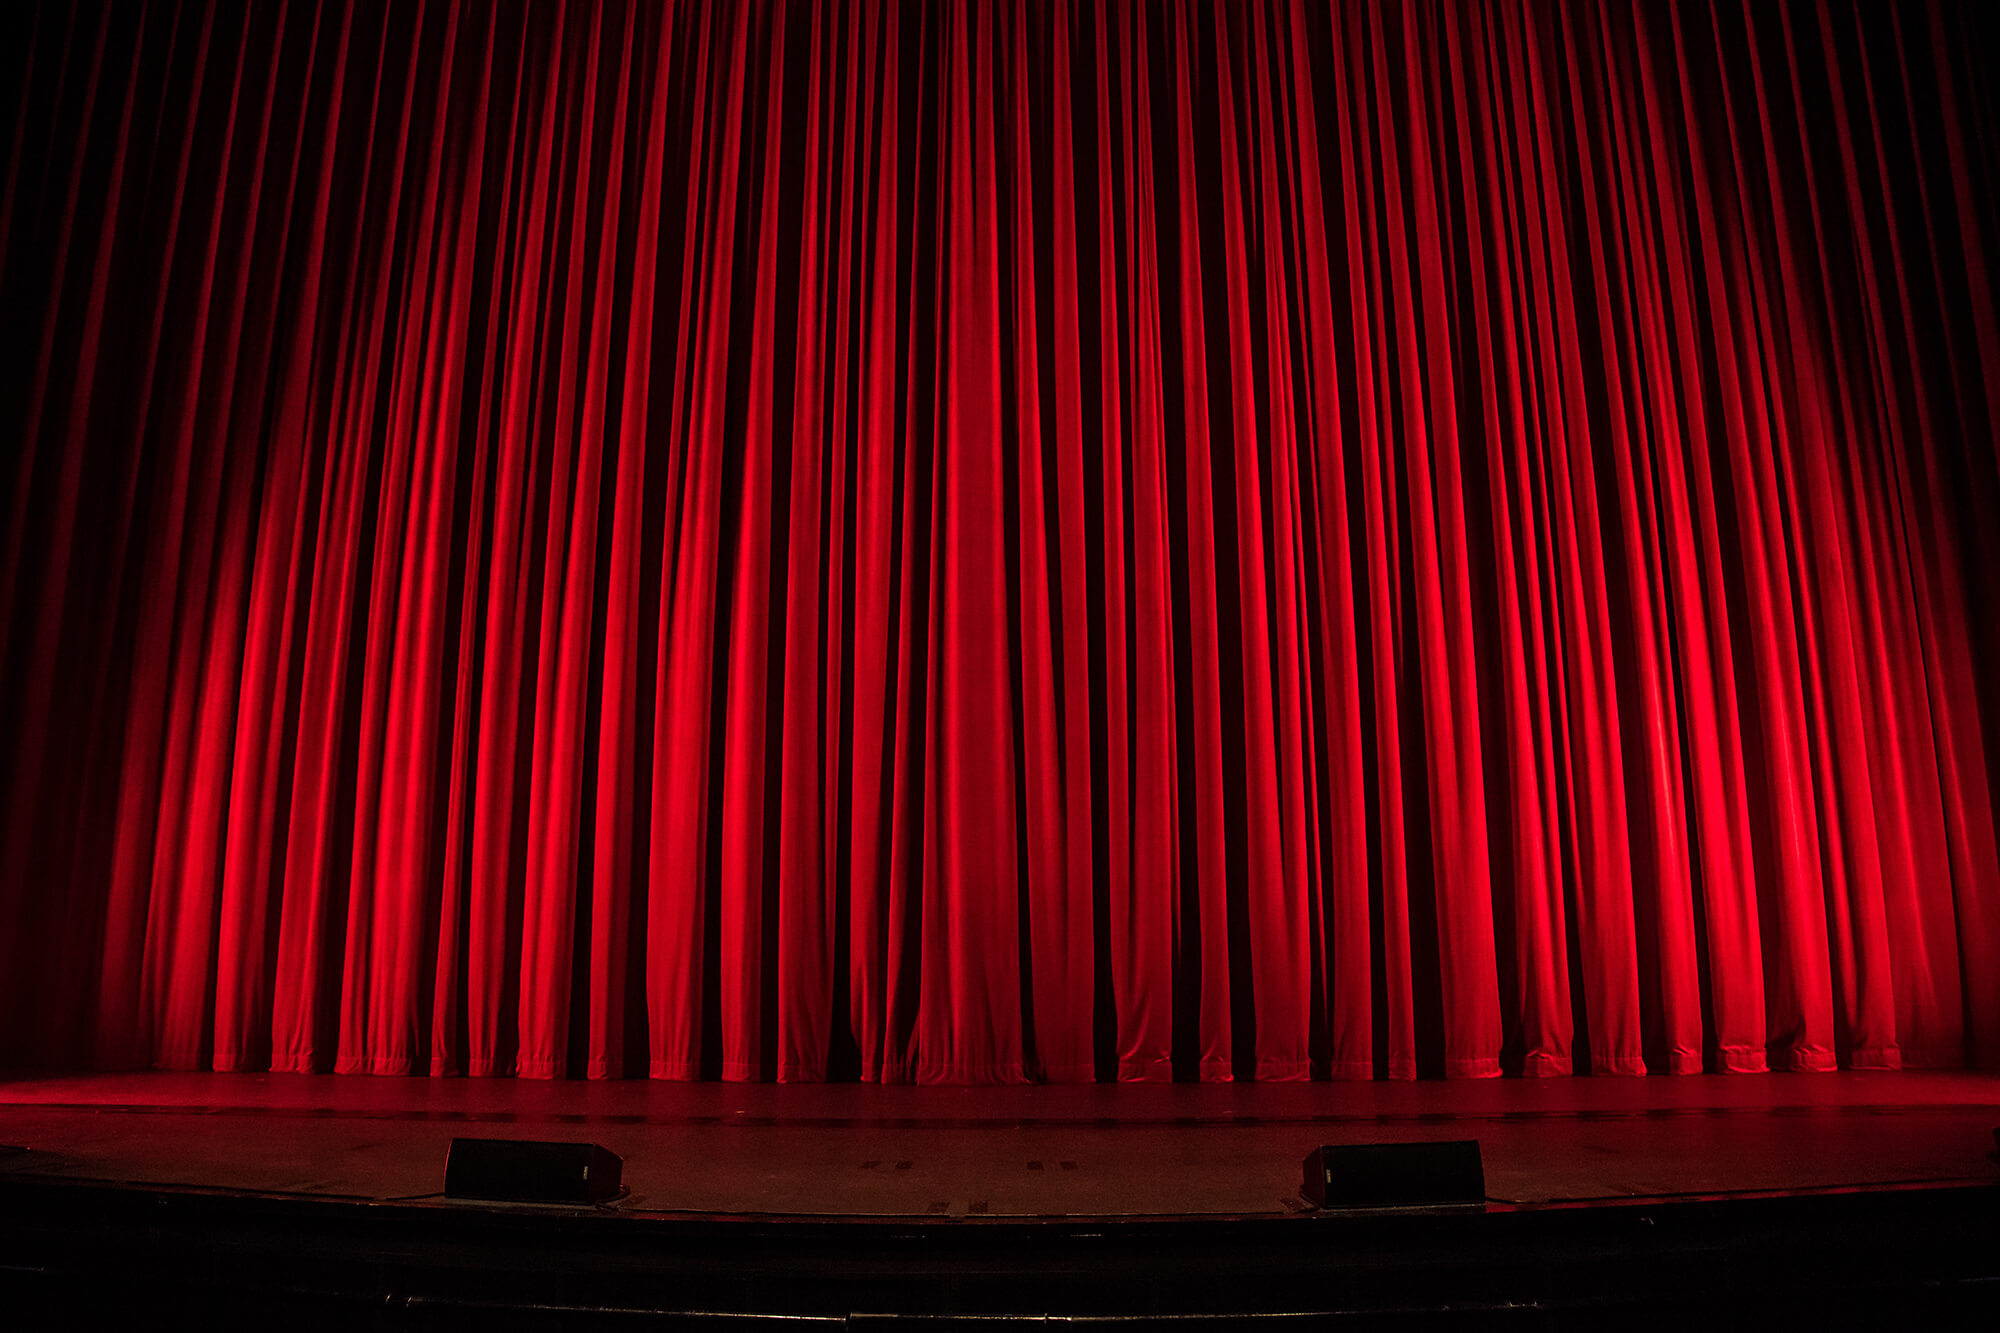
[3, 1069, 1999, 1217]
[4, 1070, 2000, 1327]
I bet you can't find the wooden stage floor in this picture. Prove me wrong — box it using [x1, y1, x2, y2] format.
[4, 1069, 1998, 1218]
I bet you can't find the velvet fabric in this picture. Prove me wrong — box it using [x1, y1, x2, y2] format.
[2, 0, 1997, 1081]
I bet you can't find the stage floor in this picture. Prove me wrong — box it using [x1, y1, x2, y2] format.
[4, 1069, 1998, 1219]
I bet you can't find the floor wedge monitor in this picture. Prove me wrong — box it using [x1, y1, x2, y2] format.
[444, 1137, 624, 1205]
[1302, 1140, 1485, 1210]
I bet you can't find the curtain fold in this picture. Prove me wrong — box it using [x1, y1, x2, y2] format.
[2, 0, 1997, 1082]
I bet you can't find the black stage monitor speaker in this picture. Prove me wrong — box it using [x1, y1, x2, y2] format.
[1302, 1140, 1484, 1209]
[444, 1137, 624, 1205]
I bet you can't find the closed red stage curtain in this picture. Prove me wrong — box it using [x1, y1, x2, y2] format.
[2, 0, 1997, 1082]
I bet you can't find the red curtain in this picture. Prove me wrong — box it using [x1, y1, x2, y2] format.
[3, 0, 1999, 1082]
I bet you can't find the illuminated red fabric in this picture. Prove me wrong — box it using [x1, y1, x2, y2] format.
[2, 0, 1997, 1082]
